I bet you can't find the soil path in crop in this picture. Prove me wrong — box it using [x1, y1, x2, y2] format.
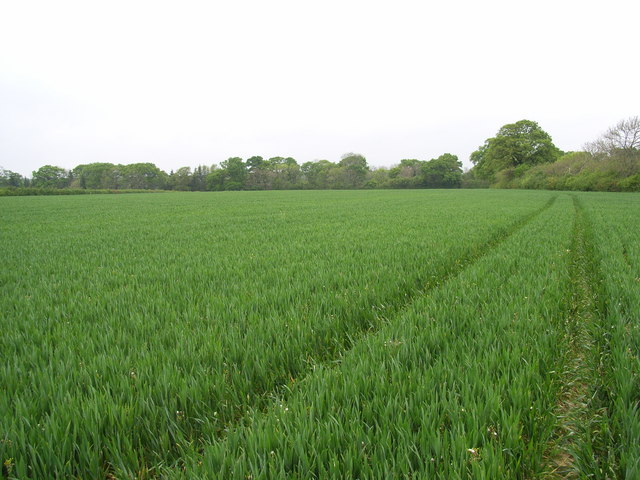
[541, 197, 606, 479]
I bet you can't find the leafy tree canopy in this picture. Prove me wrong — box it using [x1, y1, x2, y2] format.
[0, 167, 27, 187]
[32, 165, 71, 188]
[470, 120, 561, 180]
[338, 153, 369, 188]
[246, 156, 265, 171]
[422, 153, 463, 188]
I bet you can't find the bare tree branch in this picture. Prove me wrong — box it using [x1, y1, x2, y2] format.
[583, 116, 640, 156]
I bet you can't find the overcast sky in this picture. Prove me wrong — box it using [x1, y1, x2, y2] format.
[1, 0, 638, 177]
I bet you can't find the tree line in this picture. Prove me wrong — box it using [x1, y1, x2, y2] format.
[0, 153, 463, 192]
[2, 117, 638, 193]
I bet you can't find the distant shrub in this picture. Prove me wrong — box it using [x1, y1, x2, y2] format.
[490, 150, 640, 192]
[460, 177, 491, 189]
[618, 173, 640, 191]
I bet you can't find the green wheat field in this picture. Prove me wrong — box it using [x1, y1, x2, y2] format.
[1, 190, 638, 479]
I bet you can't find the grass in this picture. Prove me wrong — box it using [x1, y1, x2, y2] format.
[0, 189, 638, 479]
[577, 193, 640, 478]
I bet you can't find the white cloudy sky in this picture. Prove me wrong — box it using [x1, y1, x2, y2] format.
[1, 0, 638, 177]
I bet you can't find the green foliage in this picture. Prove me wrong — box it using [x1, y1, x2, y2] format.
[470, 120, 562, 181]
[246, 155, 265, 171]
[190, 165, 211, 191]
[245, 156, 269, 190]
[0, 168, 27, 188]
[206, 169, 225, 191]
[421, 153, 463, 187]
[266, 157, 301, 189]
[397, 159, 423, 177]
[461, 170, 491, 189]
[360, 155, 463, 190]
[123, 163, 169, 190]
[73, 162, 118, 189]
[338, 153, 369, 189]
[218, 157, 247, 190]
[499, 150, 640, 191]
[301, 160, 335, 189]
[31, 165, 71, 188]
[15, 151, 468, 194]
[72, 163, 168, 190]
[171, 166, 194, 191]
[485, 117, 640, 191]
[12, 116, 640, 194]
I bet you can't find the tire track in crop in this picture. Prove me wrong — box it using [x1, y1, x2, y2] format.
[213, 195, 560, 440]
[541, 196, 610, 479]
[324, 194, 559, 356]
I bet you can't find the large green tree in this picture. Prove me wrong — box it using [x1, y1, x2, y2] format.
[338, 153, 369, 188]
[264, 157, 301, 189]
[245, 156, 270, 190]
[301, 160, 335, 189]
[0, 168, 27, 187]
[73, 163, 116, 189]
[470, 120, 561, 180]
[421, 154, 463, 188]
[171, 167, 193, 191]
[32, 165, 72, 188]
[190, 165, 211, 191]
[219, 157, 247, 190]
